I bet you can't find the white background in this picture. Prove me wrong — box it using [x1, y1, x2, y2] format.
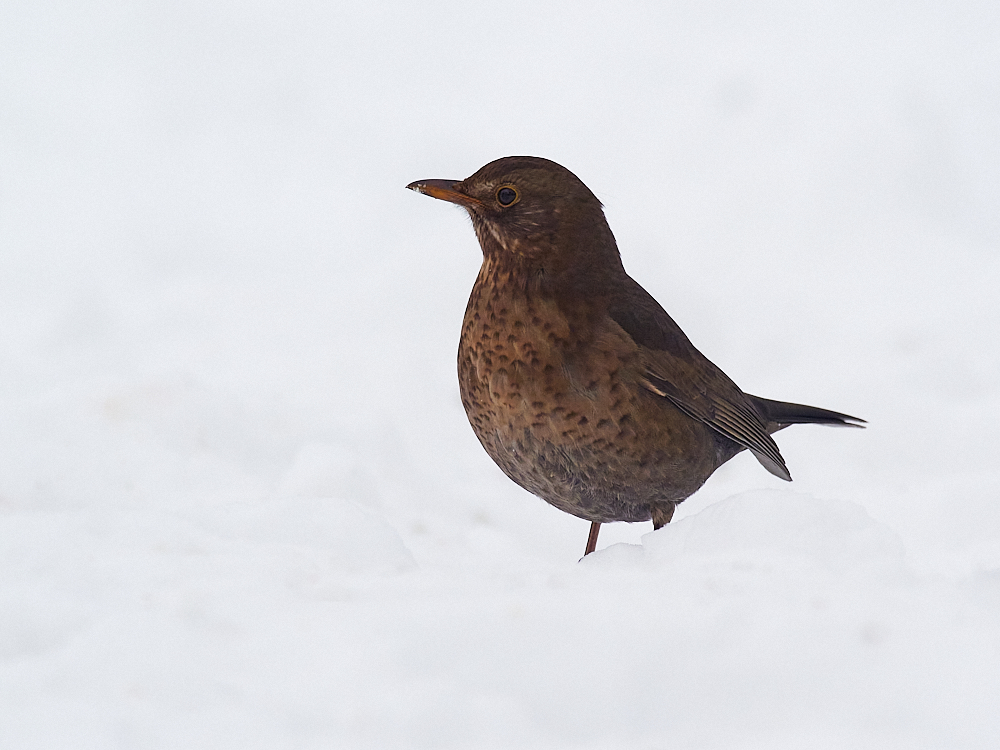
[2, 1, 998, 747]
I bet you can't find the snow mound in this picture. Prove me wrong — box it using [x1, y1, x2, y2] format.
[641, 489, 907, 577]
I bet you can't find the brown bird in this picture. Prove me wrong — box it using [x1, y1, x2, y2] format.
[407, 156, 863, 556]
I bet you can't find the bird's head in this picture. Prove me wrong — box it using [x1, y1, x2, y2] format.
[407, 156, 622, 279]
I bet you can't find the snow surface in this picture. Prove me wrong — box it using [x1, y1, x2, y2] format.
[2, 1, 999, 747]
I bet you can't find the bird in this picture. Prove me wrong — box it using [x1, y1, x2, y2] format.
[406, 156, 864, 557]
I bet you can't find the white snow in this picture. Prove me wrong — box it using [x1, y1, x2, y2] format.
[2, 1, 999, 747]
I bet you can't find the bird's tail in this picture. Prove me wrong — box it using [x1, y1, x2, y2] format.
[749, 395, 866, 429]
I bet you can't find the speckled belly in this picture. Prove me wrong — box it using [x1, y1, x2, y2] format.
[457, 289, 718, 523]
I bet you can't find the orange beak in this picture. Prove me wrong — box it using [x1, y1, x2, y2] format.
[406, 179, 484, 208]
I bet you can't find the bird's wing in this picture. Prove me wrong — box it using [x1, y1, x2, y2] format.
[607, 277, 791, 481]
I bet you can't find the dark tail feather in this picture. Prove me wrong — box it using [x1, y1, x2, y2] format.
[749, 395, 866, 428]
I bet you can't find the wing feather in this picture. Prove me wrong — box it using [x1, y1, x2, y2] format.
[609, 275, 791, 481]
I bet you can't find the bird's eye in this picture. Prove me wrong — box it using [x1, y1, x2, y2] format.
[496, 186, 519, 206]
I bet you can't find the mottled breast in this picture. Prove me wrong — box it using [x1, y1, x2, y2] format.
[457, 263, 718, 523]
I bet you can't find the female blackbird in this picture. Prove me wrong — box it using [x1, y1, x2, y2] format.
[407, 156, 863, 556]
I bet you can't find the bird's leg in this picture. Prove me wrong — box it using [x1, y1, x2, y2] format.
[651, 502, 675, 530]
[583, 522, 601, 556]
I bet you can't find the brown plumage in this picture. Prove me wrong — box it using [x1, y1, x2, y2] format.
[407, 156, 864, 555]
